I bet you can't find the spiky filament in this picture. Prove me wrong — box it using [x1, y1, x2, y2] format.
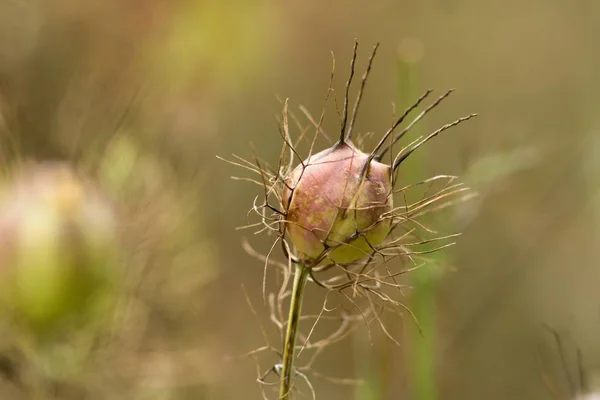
[372, 89, 433, 162]
[345, 43, 379, 142]
[337, 40, 359, 146]
[376, 89, 454, 161]
[392, 113, 477, 171]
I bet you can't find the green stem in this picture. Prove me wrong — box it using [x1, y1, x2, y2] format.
[397, 41, 439, 400]
[410, 269, 438, 400]
[279, 262, 309, 400]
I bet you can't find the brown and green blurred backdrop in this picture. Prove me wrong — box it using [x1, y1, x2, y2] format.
[1, 1, 599, 399]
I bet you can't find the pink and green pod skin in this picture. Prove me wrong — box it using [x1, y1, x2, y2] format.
[283, 142, 393, 264]
[0, 164, 120, 335]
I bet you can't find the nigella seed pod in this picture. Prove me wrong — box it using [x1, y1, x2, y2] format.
[276, 43, 476, 266]
[0, 163, 120, 334]
[223, 41, 477, 399]
[283, 141, 392, 264]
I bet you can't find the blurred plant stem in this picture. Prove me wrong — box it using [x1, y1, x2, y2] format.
[409, 257, 441, 400]
[279, 263, 309, 400]
[398, 41, 440, 400]
[353, 332, 382, 400]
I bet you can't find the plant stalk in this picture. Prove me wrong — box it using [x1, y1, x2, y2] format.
[279, 262, 309, 399]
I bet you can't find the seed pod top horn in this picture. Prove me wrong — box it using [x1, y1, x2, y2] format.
[283, 141, 393, 264]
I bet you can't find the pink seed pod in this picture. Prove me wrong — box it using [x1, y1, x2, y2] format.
[222, 42, 477, 400]
[0, 163, 120, 334]
[283, 141, 392, 264]
[225, 42, 475, 269]
[277, 44, 475, 265]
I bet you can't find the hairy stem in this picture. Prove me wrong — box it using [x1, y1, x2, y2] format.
[279, 262, 309, 399]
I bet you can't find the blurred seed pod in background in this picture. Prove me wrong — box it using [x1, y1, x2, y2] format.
[0, 163, 121, 337]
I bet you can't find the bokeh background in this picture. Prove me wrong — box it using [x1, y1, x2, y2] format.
[1, 0, 600, 399]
